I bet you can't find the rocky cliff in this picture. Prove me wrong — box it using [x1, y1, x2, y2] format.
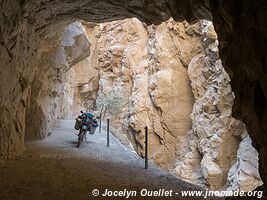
[176, 20, 263, 190]
[95, 18, 203, 170]
[12, 17, 262, 191]
[0, 0, 266, 194]
[85, 19, 262, 191]
[24, 22, 91, 140]
[63, 22, 100, 117]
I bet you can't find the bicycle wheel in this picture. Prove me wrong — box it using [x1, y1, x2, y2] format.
[77, 129, 85, 147]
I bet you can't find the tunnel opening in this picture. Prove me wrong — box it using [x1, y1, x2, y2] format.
[1, 0, 267, 199]
[16, 16, 263, 194]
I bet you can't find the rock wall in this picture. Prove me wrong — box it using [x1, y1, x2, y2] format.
[25, 21, 91, 140]
[209, 1, 267, 193]
[0, 0, 266, 194]
[96, 18, 203, 170]
[96, 19, 143, 147]
[63, 22, 100, 118]
[175, 20, 262, 190]
[93, 19, 262, 191]
[227, 135, 263, 192]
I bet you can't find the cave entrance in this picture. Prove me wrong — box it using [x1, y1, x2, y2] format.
[15, 18, 203, 198]
[24, 18, 199, 168]
[22, 17, 263, 193]
[0, 1, 266, 198]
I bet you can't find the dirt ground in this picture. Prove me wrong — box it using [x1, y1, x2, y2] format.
[0, 120, 221, 200]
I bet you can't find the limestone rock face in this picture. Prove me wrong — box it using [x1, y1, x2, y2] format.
[209, 2, 267, 192]
[0, 0, 267, 194]
[25, 21, 91, 140]
[96, 19, 147, 147]
[227, 134, 263, 192]
[95, 18, 203, 170]
[0, 0, 266, 193]
[133, 20, 203, 170]
[82, 19, 262, 191]
[63, 23, 100, 117]
[176, 20, 263, 191]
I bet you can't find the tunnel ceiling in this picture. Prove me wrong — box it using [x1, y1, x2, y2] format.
[22, 0, 212, 26]
[1, 0, 267, 194]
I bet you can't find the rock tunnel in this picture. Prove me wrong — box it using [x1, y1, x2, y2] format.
[0, 0, 267, 198]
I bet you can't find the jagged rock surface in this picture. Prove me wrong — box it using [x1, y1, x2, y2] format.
[63, 23, 100, 117]
[0, 0, 266, 194]
[25, 21, 90, 140]
[209, 2, 267, 192]
[96, 18, 203, 170]
[90, 19, 262, 191]
[227, 134, 263, 192]
[175, 20, 263, 191]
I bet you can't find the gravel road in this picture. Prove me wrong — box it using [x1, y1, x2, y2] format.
[0, 119, 222, 200]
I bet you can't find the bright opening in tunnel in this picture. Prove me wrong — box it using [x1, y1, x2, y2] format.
[18, 16, 263, 194]
[1, 0, 266, 196]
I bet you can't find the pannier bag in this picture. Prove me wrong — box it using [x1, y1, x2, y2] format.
[88, 126, 96, 135]
[74, 118, 82, 130]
